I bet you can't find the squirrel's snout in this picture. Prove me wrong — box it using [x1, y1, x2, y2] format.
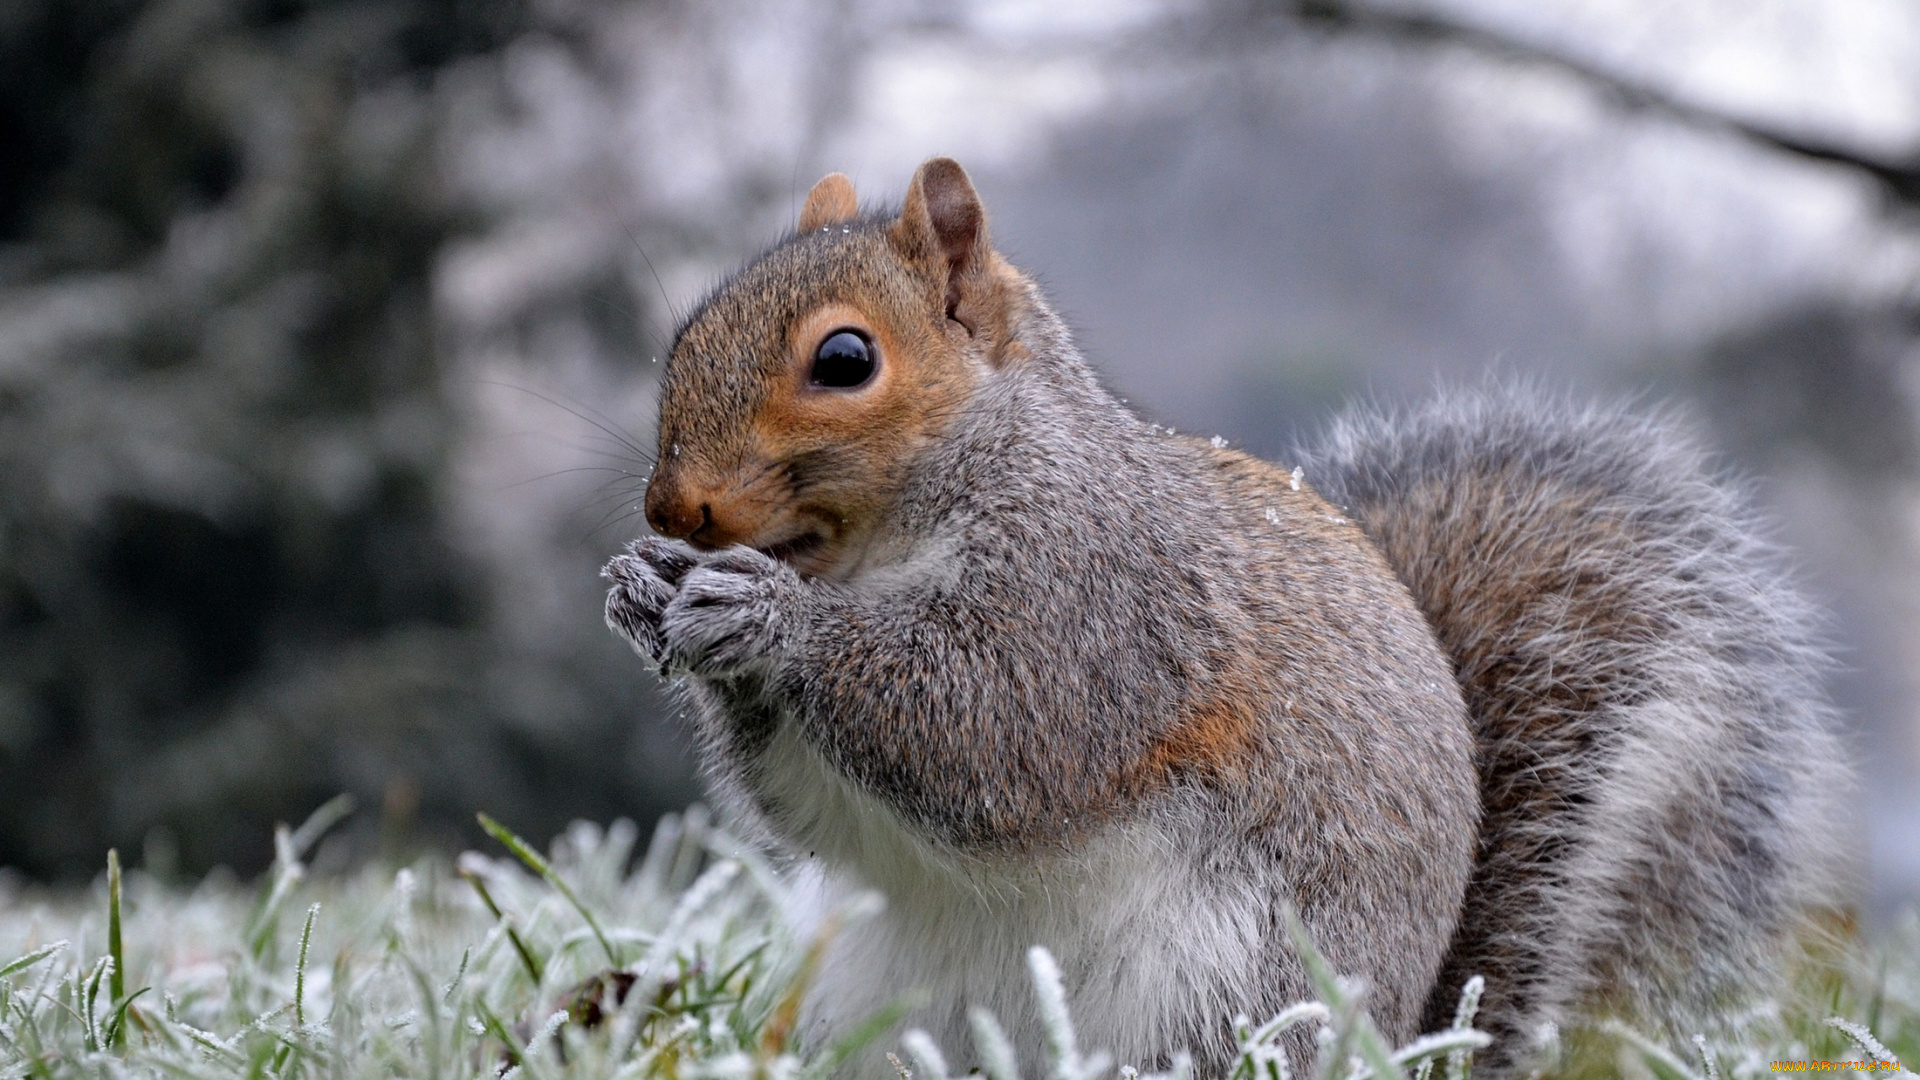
[646, 479, 756, 551]
[645, 480, 707, 541]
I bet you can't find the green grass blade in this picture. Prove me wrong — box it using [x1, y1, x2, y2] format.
[107, 848, 125, 1048]
[287, 795, 357, 862]
[103, 986, 149, 1050]
[476, 999, 543, 1080]
[1282, 905, 1404, 1080]
[295, 903, 319, 1028]
[477, 813, 618, 967]
[458, 864, 544, 985]
[801, 996, 921, 1080]
[1443, 976, 1484, 1080]
[0, 942, 69, 982]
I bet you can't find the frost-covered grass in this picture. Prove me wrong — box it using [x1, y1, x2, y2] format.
[0, 800, 1912, 1080]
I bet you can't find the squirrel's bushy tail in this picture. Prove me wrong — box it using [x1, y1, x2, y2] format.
[1302, 385, 1850, 1063]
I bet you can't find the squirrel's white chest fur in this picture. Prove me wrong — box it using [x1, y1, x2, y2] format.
[752, 721, 1266, 1074]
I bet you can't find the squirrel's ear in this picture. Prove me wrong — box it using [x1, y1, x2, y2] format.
[892, 157, 992, 327]
[799, 173, 858, 231]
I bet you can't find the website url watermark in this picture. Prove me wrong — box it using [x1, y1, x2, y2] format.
[1768, 1063, 1904, 1072]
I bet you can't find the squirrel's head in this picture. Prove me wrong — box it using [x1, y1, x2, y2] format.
[645, 157, 1029, 578]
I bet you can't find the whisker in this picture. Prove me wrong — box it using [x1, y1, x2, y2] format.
[583, 469, 653, 494]
[599, 193, 681, 331]
[491, 465, 651, 493]
[582, 500, 652, 544]
[583, 284, 671, 358]
[468, 378, 658, 466]
[572, 483, 655, 516]
[574, 431, 658, 462]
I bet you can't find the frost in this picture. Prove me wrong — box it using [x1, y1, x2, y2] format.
[1210, 435, 1228, 449]
[0, 812, 1907, 1080]
[1265, 508, 1282, 525]
[1827, 1018, 1908, 1069]
[1290, 466, 1303, 491]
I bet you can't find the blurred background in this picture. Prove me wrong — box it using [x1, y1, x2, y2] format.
[3, 0, 1919, 918]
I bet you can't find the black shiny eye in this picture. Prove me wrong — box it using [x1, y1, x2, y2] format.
[809, 330, 876, 389]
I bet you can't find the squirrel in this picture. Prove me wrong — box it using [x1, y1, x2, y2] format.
[601, 158, 1851, 1077]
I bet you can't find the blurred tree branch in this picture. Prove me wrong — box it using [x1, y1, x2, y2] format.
[1275, 0, 1920, 209]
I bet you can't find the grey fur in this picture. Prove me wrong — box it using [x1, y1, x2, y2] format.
[605, 225, 1850, 1076]
[1298, 387, 1852, 1067]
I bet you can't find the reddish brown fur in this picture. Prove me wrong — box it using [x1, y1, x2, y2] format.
[799, 173, 859, 231]
[649, 166, 1039, 578]
[1125, 694, 1263, 791]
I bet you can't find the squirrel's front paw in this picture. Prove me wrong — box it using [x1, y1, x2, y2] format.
[660, 547, 799, 677]
[603, 537, 699, 664]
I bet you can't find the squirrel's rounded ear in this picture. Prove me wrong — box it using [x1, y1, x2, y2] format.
[799, 173, 858, 232]
[892, 157, 992, 326]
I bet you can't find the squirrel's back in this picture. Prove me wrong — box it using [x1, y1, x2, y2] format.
[1301, 385, 1851, 1059]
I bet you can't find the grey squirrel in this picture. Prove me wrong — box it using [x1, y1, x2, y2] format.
[601, 158, 1850, 1076]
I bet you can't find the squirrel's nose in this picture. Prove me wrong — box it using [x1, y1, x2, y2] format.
[645, 481, 708, 540]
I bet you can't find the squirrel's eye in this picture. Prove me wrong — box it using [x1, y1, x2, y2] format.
[809, 330, 876, 389]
